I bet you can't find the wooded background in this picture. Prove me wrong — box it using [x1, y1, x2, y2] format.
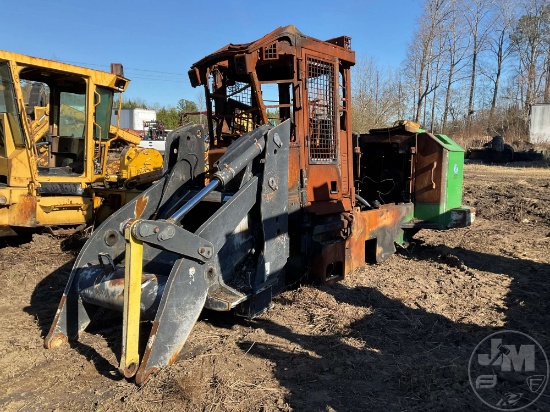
[352, 0, 550, 146]
[124, 0, 550, 146]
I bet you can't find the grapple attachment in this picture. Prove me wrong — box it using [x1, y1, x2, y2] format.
[45, 120, 291, 384]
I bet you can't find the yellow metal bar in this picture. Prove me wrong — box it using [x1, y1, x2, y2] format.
[0, 50, 130, 91]
[119, 220, 143, 378]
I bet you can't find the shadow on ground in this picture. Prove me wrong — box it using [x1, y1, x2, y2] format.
[231, 243, 550, 411]
[23, 238, 550, 410]
[24, 258, 132, 381]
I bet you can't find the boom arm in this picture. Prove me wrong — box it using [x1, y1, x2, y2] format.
[45, 120, 291, 384]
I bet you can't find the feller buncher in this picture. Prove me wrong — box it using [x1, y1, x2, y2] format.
[45, 26, 475, 384]
[0, 51, 163, 236]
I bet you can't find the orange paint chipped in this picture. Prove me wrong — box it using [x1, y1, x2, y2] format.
[134, 195, 149, 219]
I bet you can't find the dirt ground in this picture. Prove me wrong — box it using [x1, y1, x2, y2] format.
[1, 163, 549, 411]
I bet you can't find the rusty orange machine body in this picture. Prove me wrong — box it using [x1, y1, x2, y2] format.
[188, 25, 473, 282]
[46, 26, 473, 384]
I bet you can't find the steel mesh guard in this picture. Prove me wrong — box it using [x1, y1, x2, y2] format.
[307, 57, 336, 163]
[227, 82, 254, 133]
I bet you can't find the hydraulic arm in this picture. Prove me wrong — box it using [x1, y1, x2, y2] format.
[46, 121, 291, 384]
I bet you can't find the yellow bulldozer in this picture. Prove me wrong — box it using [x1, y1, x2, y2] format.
[0, 51, 163, 237]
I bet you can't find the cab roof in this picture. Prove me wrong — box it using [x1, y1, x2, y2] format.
[0, 50, 129, 92]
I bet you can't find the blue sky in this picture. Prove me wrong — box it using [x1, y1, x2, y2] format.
[2, 0, 421, 107]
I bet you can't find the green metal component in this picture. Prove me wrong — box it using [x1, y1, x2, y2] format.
[395, 207, 415, 246]
[414, 133, 468, 229]
[438, 134, 465, 213]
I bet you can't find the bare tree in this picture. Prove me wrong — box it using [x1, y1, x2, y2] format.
[481, 0, 516, 127]
[461, 0, 496, 131]
[429, 31, 445, 132]
[510, 0, 550, 119]
[405, 0, 450, 124]
[352, 58, 402, 132]
[390, 0, 550, 142]
[440, 0, 471, 132]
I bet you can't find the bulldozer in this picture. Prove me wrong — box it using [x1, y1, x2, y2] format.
[45, 26, 475, 384]
[0, 51, 163, 237]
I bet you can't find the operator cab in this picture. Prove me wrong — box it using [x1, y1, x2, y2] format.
[189, 25, 355, 211]
[0, 51, 128, 195]
[19, 66, 114, 177]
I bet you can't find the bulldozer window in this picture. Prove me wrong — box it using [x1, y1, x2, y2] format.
[59, 91, 85, 137]
[17, 67, 88, 175]
[94, 87, 113, 141]
[20, 80, 49, 112]
[226, 81, 255, 135]
[0, 62, 25, 149]
[20, 80, 51, 168]
[208, 72, 262, 141]
[260, 83, 293, 126]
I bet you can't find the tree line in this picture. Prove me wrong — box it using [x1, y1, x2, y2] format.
[353, 0, 550, 145]
[119, 97, 205, 130]
[126, 0, 550, 145]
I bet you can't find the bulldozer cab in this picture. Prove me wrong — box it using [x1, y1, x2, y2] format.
[23, 72, 89, 176]
[189, 25, 355, 212]
[0, 52, 128, 181]
[0, 51, 129, 234]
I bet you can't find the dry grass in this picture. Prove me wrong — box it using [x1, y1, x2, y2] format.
[1, 165, 549, 411]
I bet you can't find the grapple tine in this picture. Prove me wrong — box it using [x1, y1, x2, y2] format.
[44, 271, 97, 349]
[135, 259, 208, 385]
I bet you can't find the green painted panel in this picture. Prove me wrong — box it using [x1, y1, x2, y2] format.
[434, 134, 465, 152]
[414, 134, 465, 228]
[446, 150, 464, 210]
[414, 202, 443, 222]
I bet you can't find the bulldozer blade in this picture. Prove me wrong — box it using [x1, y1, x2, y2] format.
[135, 257, 208, 385]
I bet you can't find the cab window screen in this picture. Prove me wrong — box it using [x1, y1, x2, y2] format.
[307, 57, 336, 164]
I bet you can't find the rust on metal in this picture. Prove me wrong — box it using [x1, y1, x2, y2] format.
[135, 321, 159, 386]
[46, 333, 68, 349]
[108, 277, 126, 287]
[189, 25, 355, 216]
[105, 273, 157, 298]
[168, 343, 187, 366]
[134, 194, 149, 219]
[44, 296, 67, 349]
[415, 134, 445, 203]
[136, 366, 158, 387]
[287, 147, 301, 186]
[310, 239, 347, 283]
[347, 204, 414, 271]
[123, 363, 138, 379]
[9, 194, 37, 227]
